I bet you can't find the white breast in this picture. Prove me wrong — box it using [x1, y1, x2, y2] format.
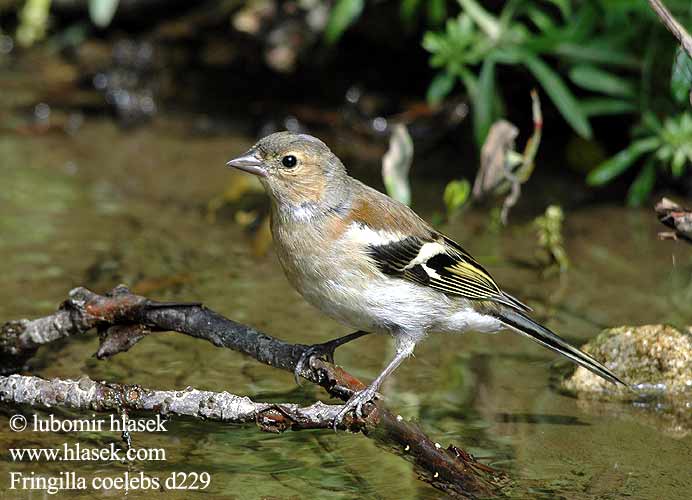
[271, 216, 503, 336]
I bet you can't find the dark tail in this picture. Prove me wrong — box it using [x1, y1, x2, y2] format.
[494, 308, 626, 387]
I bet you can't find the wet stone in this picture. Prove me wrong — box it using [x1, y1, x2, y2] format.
[562, 325, 692, 436]
[562, 324, 692, 399]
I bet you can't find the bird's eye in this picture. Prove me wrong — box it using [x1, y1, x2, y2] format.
[281, 155, 297, 168]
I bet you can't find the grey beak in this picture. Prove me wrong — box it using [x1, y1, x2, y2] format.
[226, 152, 268, 178]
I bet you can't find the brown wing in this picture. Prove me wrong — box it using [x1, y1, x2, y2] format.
[346, 180, 530, 311]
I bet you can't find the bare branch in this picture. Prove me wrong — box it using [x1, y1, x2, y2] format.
[0, 285, 352, 399]
[0, 374, 363, 433]
[655, 197, 692, 243]
[648, 0, 692, 58]
[0, 285, 504, 497]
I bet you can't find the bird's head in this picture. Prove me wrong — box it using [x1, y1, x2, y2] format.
[227, 132, 349, 211]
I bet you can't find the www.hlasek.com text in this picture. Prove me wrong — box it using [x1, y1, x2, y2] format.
[10, 442, 166, 462]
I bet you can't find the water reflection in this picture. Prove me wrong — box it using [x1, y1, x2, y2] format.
[0, 111, 691, 498]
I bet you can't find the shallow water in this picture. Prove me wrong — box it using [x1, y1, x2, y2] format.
[1, 111, 691, 499]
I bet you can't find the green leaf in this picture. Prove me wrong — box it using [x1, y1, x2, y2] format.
[324, 0, 364, 44]
[523, 53, 592, 138]
[561, 3, 597, 41]
[568, 65, 635, 97]
[427, 0, 447, 25]
[580, 98, 637, 116]
[493, 47, 522, 65]
[671, 148, 687, 177]
[457, 0, 501, 40]
[422, 31, 444, 56]
[544, 0, 571, 19]
[549, 42, 638, 68]
[427, 71, 456, 104]
[443, 179, 471, 213]
[474, 58, 496, 145]
[526, 6, 555, 33]
[626, 159, 656, 207]
[89, 0, 120, 28]
[642, 111, 663, 133]
[498, 0, 520, 29]
[656, 144, 673, 162]
[400, 0, 422, 24]
[671, 47, 692, 104]
[587, 137, 660, 185]
[458, 66, 479, 99]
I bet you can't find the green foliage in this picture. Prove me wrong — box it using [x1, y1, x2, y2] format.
[671, 48, 692, 104]
[426, 71, 456, 103]
[586, 137, 661, 186]
[588, 112, 692, 206]
[659, 113, 692, 177]
[422, 0, 692, 204]
[523, 52, 590, 139]
[324, 0, 364, 44]
[423, 0, 622, 142]
[400, 0, 448, 27]
[627, 158, 657, 207]
[11, 0, 692, 207]
[443, 179, 471, 215]
[568, 65, 635, 98]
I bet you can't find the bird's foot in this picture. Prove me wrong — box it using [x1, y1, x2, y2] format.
[293, 331, 370, 385]
[293, 341, 339, 385]
[332, 386, 379, 431]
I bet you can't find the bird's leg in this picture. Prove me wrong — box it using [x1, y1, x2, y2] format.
[294, 330, 371, 385]
[332, 337, 416, 430]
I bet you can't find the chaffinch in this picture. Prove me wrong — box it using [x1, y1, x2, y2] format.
[227, 131, 625, 427]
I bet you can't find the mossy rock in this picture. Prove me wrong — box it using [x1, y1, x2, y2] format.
[562, 325, 692, 436]
[562, 325, 692, 400]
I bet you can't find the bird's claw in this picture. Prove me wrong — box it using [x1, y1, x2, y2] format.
[331, 386, 379, 431]
[293, 342, 337, 386]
